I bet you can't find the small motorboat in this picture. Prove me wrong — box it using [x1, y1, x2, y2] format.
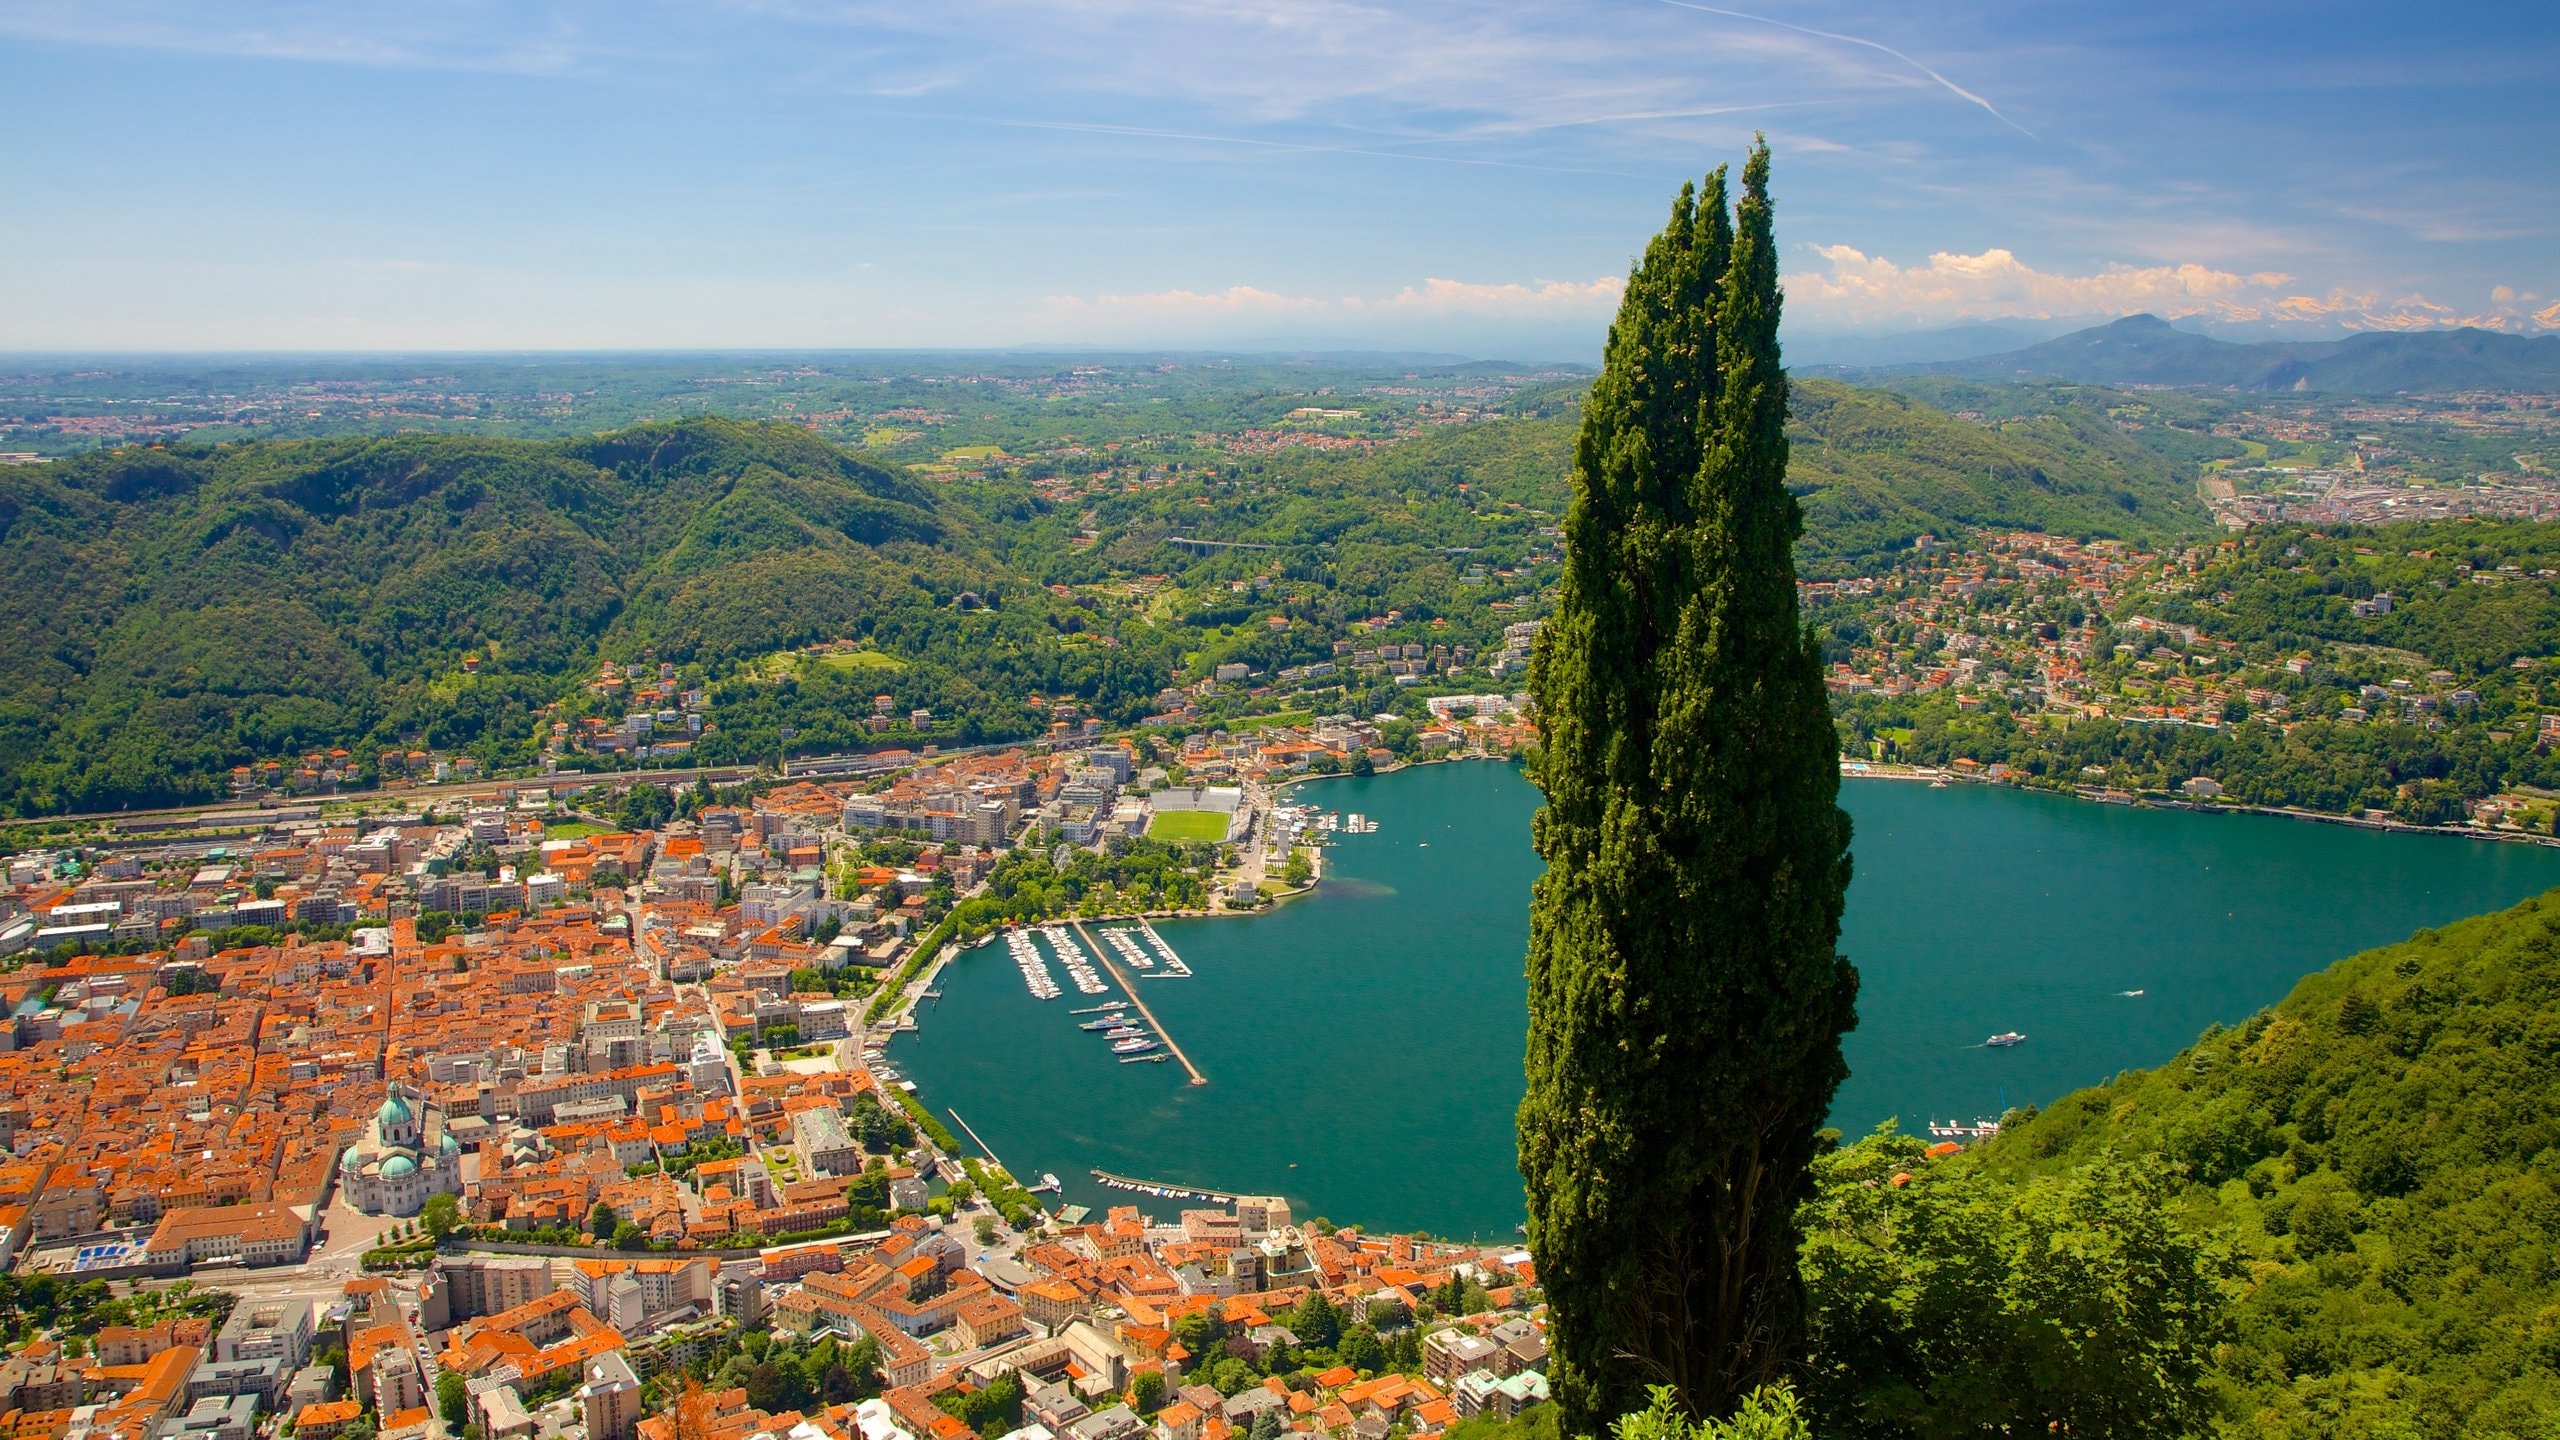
[1985, 1032, 2026, 1048]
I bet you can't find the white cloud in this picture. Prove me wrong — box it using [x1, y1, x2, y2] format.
[1790, 244, 2286, 322]
[1789, 244, 2560, 332]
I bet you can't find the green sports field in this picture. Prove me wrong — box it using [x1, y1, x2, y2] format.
[1146, 809, 1232, 843]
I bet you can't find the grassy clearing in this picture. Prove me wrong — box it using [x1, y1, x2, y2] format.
[540, 820, 618, 842]
[743, 647, 907, 680]
[810, 649, 907, 674]
[1146, 809, 1233, 843]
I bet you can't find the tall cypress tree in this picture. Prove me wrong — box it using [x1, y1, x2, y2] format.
[1517, 141, 1856, 1432]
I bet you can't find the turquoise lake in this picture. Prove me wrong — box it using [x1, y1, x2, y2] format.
[890, 760, 2560, 1238]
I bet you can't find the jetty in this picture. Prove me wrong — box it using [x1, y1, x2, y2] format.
[1089, 1168, 1236, 1204]
[946, 1107, 1006, 1171]
[1073, 919, 1207, 1086]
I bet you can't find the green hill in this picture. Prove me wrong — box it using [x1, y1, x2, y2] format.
[1975, 888, 2560, 1436]
[0, 417, 977, 813]
[0, 377, 2222, 816]
[1787, 378, 2214, 570]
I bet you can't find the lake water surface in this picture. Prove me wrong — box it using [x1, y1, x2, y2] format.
[890, 761, 2560, 1237]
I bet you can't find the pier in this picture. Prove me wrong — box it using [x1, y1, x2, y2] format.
[1074, 920, 1207, 1086]
[1089, 1168, 1236, 1204]
[946, 1107, 1006, 1172]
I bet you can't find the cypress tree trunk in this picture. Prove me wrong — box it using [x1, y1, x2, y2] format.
[1517, 141, 1856, 1433]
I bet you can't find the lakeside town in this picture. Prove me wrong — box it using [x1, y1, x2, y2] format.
[5, 372, 2559, 1440]
[0, 708, 1557, 1440]
[1808, 526, 2560, 835]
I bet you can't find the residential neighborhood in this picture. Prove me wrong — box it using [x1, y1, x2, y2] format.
[0, 733, 1552, 1440]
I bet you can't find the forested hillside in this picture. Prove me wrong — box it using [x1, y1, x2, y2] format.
[0, 375, 2219, 817]
[1788, 378, 2212, 568]
[1976, 888, 2560, 1437]
[0, 418, 983, 813]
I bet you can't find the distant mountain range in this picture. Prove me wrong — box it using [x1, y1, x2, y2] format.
[1782, 321, 2082, 369]
[1860, 314, 2560, 394]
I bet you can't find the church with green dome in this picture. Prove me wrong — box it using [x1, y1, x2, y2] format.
[343, 1082, 464, 1216]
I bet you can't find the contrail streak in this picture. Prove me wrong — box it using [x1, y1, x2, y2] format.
[985, 117, 1653, 180]
[1656, 0, 2036, 139]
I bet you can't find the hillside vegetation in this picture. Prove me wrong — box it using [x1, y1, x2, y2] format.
[0, 418, 980, 813]
[1787, 378, 2212, 569]
[1975, 888, 2560, 1436]
[0, 377, 2218, 816]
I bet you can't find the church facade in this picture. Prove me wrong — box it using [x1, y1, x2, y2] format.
[341, 1083, 464, 1216]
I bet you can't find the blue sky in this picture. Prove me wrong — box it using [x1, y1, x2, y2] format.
[1, 0, 2553, 356]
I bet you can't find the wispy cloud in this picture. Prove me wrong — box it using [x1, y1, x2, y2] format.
[0, 0, 586, 74]
[1654, 0, 2034, 138]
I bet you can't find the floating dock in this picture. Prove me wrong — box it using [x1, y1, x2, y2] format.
[1089, 1168, 1236, 1204]
[1074, 919, 1207, 1086]
[1133, 919, 1193, 978]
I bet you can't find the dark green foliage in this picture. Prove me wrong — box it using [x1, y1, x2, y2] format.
[0, 417, 968, 814]
[0, 353, 2242, 818]
[1289, 1290, 1344, 1348]
[949, 834, 1212, 926]
[1788, 380, 2212, 570]
[1983, 888, 2560, 1437]
[716, 1329, 880, 1411]
[437, 1371, 469, 1429]
[935, 1369, 1024, 1438]
[0, 1274, 233, 1347]
[1518, 146, 1857, 1430]
[1798, 1131, 2229, 1438]
[1438, 1404, 1562, 1440]
[849, 1093, 916, 1153]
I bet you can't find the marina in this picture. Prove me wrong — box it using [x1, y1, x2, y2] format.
[891, 763, 2560, 1237]
[1005, 929, 1060, 1001]
[1132, 919, 1192, 978]
[1098, 926, 1157, 971]
[1042, 925, 1111, 997]
[1090, 1168, 1237, 1204]
[1073, 918, 1208, 1085]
